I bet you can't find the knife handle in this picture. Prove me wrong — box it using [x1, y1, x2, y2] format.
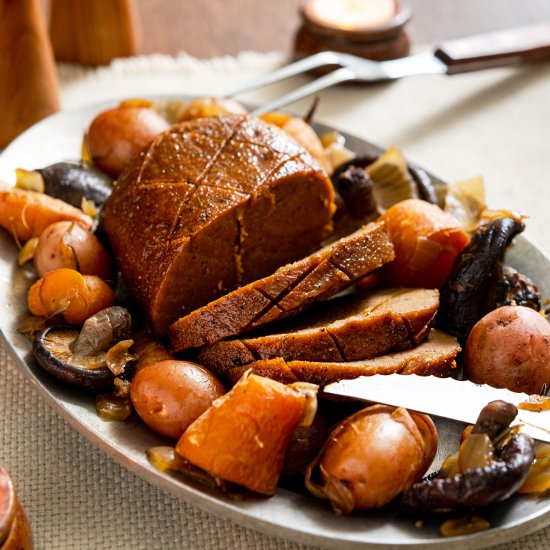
[434, 22, 550, 74]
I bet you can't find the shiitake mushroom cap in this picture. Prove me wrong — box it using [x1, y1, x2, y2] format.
[38, 161, 113, 208]
[33, 326, 114, 389]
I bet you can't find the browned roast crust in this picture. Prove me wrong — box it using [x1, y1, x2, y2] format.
[198, 288, 440, 377]
[221, 329, 460, 386]
[169, 222, 395, 351]
[104, 115, 335, 336]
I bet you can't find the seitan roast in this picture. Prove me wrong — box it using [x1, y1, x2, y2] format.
[219, 329, 460, 386]
[169, 221, 395, 351]
[104, 115, 336, 335]
[198, 288, 440, 377]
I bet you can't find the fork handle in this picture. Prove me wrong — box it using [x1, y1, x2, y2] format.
[435, 22, 550, 74]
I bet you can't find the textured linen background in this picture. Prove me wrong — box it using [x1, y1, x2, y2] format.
[1, 51, 550, 549]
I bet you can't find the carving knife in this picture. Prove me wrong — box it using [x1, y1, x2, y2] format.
[324, 374, 550, 443]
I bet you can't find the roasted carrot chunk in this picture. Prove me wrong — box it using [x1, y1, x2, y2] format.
[27, 268, 115, 324]
[0, 186, 92, 242]
[176, 373, 311, 495]
[378, 199, 470, 289]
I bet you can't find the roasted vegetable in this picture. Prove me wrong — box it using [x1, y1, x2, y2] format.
[18, 162, 113, 208]
[32, 306, 132, 389]
[33, 327, 114, 389]
[0, 185, 92, 242]
[27, 268, 115, 324]
[86, 103, 170, 177]
[332, 151, 439, 207]
[176, 373, 315, 495]
[305, 405, 438, 513]
[34, 221, 112, 279]
[464, 306, 550, 394]
[483, 264, 541, 313]
[438, 217, 527, 344]
[400, 401, 535, 516]
[130, 360, 225, 439]
[378, 199, 470, 289]
[333, 165, 376, 219]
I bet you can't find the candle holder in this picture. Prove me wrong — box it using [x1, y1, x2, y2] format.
[294, 0, 411, 64]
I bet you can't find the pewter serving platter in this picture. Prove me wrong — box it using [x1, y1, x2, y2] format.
[1, 99, 550, 549]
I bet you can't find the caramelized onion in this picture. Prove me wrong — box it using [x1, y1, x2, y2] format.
[440, 515, 490, 537]
[458, 433, 494, 473]
[96, 394, 131, 421]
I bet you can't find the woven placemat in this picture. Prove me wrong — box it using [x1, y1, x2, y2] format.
[2, 50, 550, 549]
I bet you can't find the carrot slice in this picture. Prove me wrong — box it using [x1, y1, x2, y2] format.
[176, 373, 310, 495]
[27, 268, 115, 324]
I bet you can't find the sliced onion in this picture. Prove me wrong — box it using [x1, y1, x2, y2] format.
[18, 237, 39, 266]
[106, 339, 136, 376]
[289, 382, 318, 427]
[96, 394, 131, 421]
[366, 147, 418, 211]
[518, 443, 550, 494]
[444, 176, 486, 232]
[458, 433, 494, 473]
[440, 515, 490, 537]
[15, 168, 45, 193]
[438, 452, 459, 478]
[147, 446, 180, 473]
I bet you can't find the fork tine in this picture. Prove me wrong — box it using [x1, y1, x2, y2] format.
[250, 66, 356, 116]
[225, 51, 343, 98]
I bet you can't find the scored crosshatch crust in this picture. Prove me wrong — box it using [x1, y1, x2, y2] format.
[169, 222, 395, 350]
[104, 114, 335, 335]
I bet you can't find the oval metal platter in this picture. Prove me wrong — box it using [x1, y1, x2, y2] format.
[1, 99, 549, 549]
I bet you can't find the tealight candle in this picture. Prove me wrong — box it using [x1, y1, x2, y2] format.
[305, 0, 397, 33]
[294, 0, 411, 63]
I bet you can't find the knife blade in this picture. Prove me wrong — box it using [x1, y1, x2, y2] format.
[324, 374, 550, 443]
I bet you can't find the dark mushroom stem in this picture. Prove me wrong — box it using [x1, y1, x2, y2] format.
[471, 400, 518, 440]
[400, 400, 535, 516]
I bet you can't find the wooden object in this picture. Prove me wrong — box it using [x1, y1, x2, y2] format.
[50, 0, 142, 66]
[0, 0, 60, 149]
[0, 465, 33, 549]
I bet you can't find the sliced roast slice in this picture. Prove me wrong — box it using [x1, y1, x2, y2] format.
[104, 115, 335, 336]
[199, 288, 439, 377]
[169, 222, 395, 351]
[220, 329, 460, 386]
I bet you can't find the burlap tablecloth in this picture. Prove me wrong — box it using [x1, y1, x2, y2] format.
[1, 51, 550, 549]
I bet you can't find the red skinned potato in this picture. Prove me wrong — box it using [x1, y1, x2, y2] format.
[130, 360, 225, 439]
[87, 104, 170, 177]
[34, 221, 112, 280]
[465, 305, 550, 394]
[306, 405, 438, 513]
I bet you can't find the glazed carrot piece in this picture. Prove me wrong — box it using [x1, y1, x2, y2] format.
[28, 268, 115, 324]
[176, 373, 313, 495]
[378, 199, 470, 289]
[0, 186, 92, 242]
